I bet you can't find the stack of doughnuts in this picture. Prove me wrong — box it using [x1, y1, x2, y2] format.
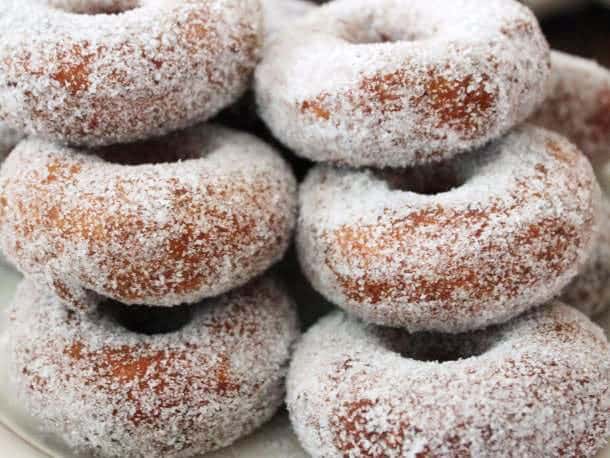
[0, 1, 301, 457]
[256, 0, 609, 456]
[532, 51, 610, 317]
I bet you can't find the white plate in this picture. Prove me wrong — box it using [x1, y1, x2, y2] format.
[0, 264, 608, 457]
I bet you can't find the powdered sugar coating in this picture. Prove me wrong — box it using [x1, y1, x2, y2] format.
[287, 304, 609, 457]
[561, 196, 610, 317]
[261, 0, 315, 42]
[0, 122, 21, 267]
[8, 275, 300, 458]
[0, 122, 22, 163]
[0, 124, 297, 311]
[297, 126, 600, 332]
[0, 0, 262, 146]
[530, 51, 610, 167]
[255, 0, 551, 168]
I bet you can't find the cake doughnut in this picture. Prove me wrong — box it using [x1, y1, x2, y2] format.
[297, 126, 600, 332]
[0, 125, 297, 312]
[7, 275, 299, 458]
[255, 0, 551, 168]
[287, 304, 609, 457]
[531, 51, 610, 167]
[0, 122, 22, 162]
[561, 197, 610, 317]
[0, 0, 262, 146]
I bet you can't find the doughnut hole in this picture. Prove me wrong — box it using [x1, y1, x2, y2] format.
[376, 161, 467, 195]
[94, 133, 205, 165]
[335, 7, 434, 44]
[46, 0, 140, 15]
[99, 299, 194, 335]
[379, 326, 494, 363]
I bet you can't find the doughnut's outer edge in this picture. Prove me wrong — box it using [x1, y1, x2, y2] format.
[561, 196, 610, 317]
[531, 50, 610, 167]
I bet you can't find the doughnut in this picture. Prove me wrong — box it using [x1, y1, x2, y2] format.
[255, 0, 551, 168]
[262, 0, 315, 42]
[297, 125, 600, 332]
[530, 51, 610, 167]
[0, 0, 262, 146]
[0, 125, 297, 312]
[7, 275, 299, 458]
[560, 197, 610, 317]
[0, 122, 22, 162]
[287, 303, 610, 457]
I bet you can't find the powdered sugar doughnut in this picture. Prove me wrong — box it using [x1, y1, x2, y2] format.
[0, 122, 22, 162]
[7, 275, 299, 458]
[287, 304, 609, 457]
[255, 0, 550, 168]
[0, 125, 297, 311]
[262, 0, 315, 42]
[531, 51, 610, 167]
[561, 197, 610, 317]
[0, 0, 262, 146]
[297, 126, 600, 332]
